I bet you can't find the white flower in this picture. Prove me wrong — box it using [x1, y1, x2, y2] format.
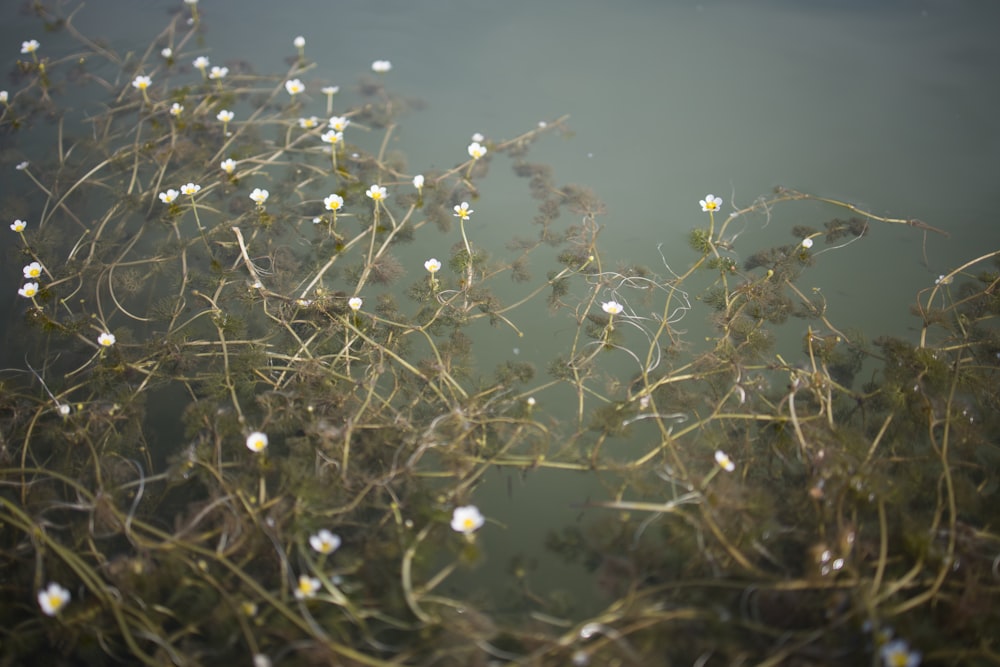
[424, 258, 442, 274]
[159, 189, 179, 204]
[299, 116, 320, 129]
[467, 142, 487, 160]
[309, 529, 342, 554]
[18, 282, 39, 298]
[169, 102, 183, 117]
[471, 132, 485, 143]
[293, 36, 306, 48]
[801, 237, 814, 249]
[249, 188, 269, 206]
[23, 262, 42, 279]
[371, 60, 392, 73]
[714, 450, 735, 472]
[16, 161, 29, 171]
[328, 116, 349, 132]
[217, 109, 234, 123]
[880, 639, 921, 667]
[0, 90, 8, 104]
[253, 655, 272, 667]
[601, 301, 623, 315]
[453, 202, 473, 221]
[413, 174, 425, 190]
[320, 130, 342, 145]
[161, 47, 173, 59]
[58, 404, 71, 416]
[180, 183, 201, 196]
[348, 297, 363, 311]
[21, 40, 40, 55]
[221, 158, 236, 174]
[699, 194, 723, 213]
[209, 66, 229, 80]
[184, 0, 198, 4]
[98, 332, 116, 347]
[526, 396, 537, 407]
[321, 86, 339, 95]
[246, 431, 268, 453]
[193, 56, 210, 70]
[451, 505, 485, 534]
[11, 219, 27, 232]
[294, 575, 321, 599]
[132, 75, 152, 90]
[324, 194, 344, 211]
[935, 274, 953, 286]
[37, 582, 70, 616]
[285, 79, 305, 96]
[366, 184, 387, 202]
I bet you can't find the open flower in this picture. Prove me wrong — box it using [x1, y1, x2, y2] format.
[699, 194, 723, 213]
[320, 130, 342, 146]
[249, 188, 269, 206]
[132, 75, 151, 90]
[169, 102, 184, 117]
[424, 258, 441, 274]
[322, 86, 339, 96]
[221, 158, 236, 175]
[348, 297, 363, 311]
[371, 60, 392, 73]
[193, 56, 210, 73]
[453, 202, 473, 221]
[11, 219, 27, 232]
[21, 40, 40, 55]
[18, 282, 39, 298]
[294, 575, 321, 600]
[328, 116, 349, 132]
[285, 79, 305, 96]
[299, 116, 320, 129]
[714, 450, 735, 472]
[366, 184, 387, 202]
[880, 639, 921, 667]
[217, 109, 234, 123]
[413, 174, 425, 191]
[601, 301, 623, 315]
[180, 183, 201, 196]
[467, 142, 487, 160]
[159, 189, 179, 204]
[246, 431, 268, 453]
[209, 66, 229, 80]
[98, 332, 116, 347]
[23, 262, 43, 279]
[309, 529, 342, 554]
[324, 194, 344, 212]
[451, 505, 485, 534]
[37, 582, 70, 616]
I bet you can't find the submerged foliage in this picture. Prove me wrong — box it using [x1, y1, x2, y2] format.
[1, 4, 998, 666]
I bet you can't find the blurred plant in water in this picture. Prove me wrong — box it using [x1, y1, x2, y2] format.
[1, 3, 998, 666]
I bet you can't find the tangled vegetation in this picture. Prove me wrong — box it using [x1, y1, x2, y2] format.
[2, 3, 998, 665]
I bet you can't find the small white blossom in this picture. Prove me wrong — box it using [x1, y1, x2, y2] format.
[601, 301, 623, 315]
[18, 282, 39, 298]
[285, 79, 305, 96]
[249, 188, 269, 206]
[328, 116, 349, 132]
[98, 332, 116, 347]
[451, 505, 485, 534]
[371, 60, 392, 73]
[22, 262, 42, 279]
[471, 132, 485, 143]
[366, 184, 387, 202]
[348, 297, 363, 311]
[699, 194, 723, 213]
[246, 431, 268, 453]
[21, 40, 40, 55]
[169, 102, 184, 117]
[424, 258, 442, 274]
[324, 194, 344, 212]
[161, 47, 173, 59]
[309, 529, 342, 554]
[453, 202, 473, 221]
[11, 219, 27, 232]
[714, 450, 735, 472]
[221, 158, 236, 174]
[159, 189, 179, 204]
[293, 36, 306, 49]
[132, 75, 152, 90]
[37, 582, 70, 616]
[299, 116, 320, 129]
[180, 183, 201, 196]
[217, 109, 234, 123]
[801, 237, 814, 249]
[413, 174, 425, 190]
[321, 86, 339, 95]
[193, 56, 210, 71]
[294, 575, 321, 600]
[209, 66, 229, 80]
[467, 142, 487, 160]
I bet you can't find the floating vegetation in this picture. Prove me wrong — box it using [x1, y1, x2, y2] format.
[1, 3, 998, 666]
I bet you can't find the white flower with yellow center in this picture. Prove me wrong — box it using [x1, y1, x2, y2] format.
[453, 202, 473, 221]
[221, 159, 236, 175]
[98, 332, 116, 347]
[161, 47, 173, 59]
[880, 639, 921, 667]
[23, 262, 42, 279]
[18, 282, 39, 298]
[293, 36, 306, 49]
[21, 40, 40, 55]
[37, 582, 70, 616]
[324, 194, 344, 212]
[193, 56, 210, 72]
[424, 258, 441, 274]
[180, 183, 201, 196]
[249, 188, 269, 206]
[321, 86, 339, 96]
[0, 90, 8, 105]
[801, 237, 814, 249]
[366, 185, 387, 202]
[714, 450, 735, 472]
[285, 79, 304, 96]
[467, 142, 487, 160]
[450, 505, 485, 534]
[320, 130, 342, 146]
[699, 194, 723, 213]
[246, 431, 268, 453]
[294, 575, 321, 600]
[329, 116, 349, 132]
[11, 219, 27, 232]
[209, 66, 229, 80]
[348, 297, 363, 312]
[299, 116, 320, 130]
[601, 301, 623, 316]
[159, 189, 179, 204]
[309, 529, 342, 554]
[132, 75, 152, 90]
[217, 109, 234, 123]
[169, 102, 183, 117]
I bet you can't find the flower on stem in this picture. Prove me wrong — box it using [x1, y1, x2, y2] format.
[366, 184, 387, 202]
[471, 132, 485, 143]
[249, 188, 269, 207]
[294, 575, 321, 600]
[21, 40, 40, 55]
[329, 116, 349, 132]
[601, 301, 623, 315]
[221, 158, 236, 175]
[132, 75, 152, 104]
[714, 450, 735, 472]
[324, 194, 343, 212]
[169, 102, 183, 117]
[11, 219, 27, 232]
[801, 237, 814, 249]
[180, 183, 201, 196]
[321, 86, 339, 113]
[246, 431, 268, 453]
[37, 582, 70, 616]
[285, 79, 304, 96]
[424, 258, 441, 274]
[0, 90, 8, 105]
[467, 142, 487, 160]
[161, 47, 173, 59]
[413, 174, 424, 192]
[18, 282, 39, 298]
[309, 529, 342, 554]
[159, 189, 179, 204]
[453, 202, 473, 221]
[299, 116, 320, 130]
[348, 297, 363, 312]
[699, 194, 723, 213]
[217, 109, 234, 123]
[293, 36, 306, 55]
[98, 332, 116, 347]
[209, 66, 229, 81]
[23, 262, 42, 279]
[880, 639, 921, 667]
[371, 60, 392, 73]
[193, 56, 210, 77]
[320, 130, 342, 146]
[451, 505, 485, 535]
[16, 161, 29, 171]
